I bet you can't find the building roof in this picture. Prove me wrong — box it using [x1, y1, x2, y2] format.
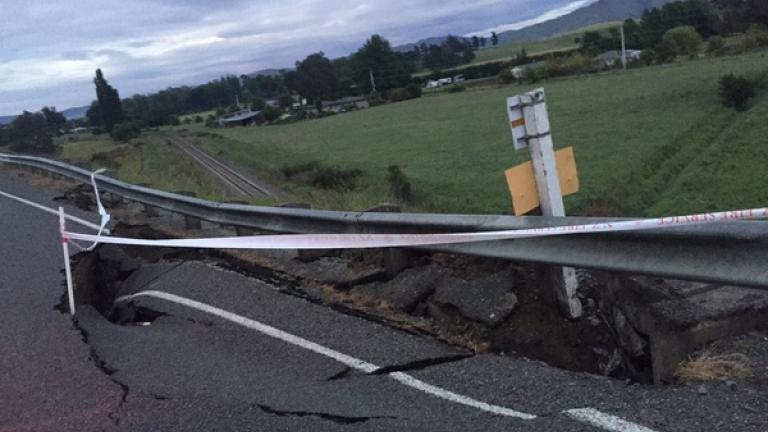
[220, 110, 261, 123]
[322, 96, 368, 106]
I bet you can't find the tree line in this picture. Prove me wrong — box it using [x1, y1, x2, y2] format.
[579, 0, 767, 60]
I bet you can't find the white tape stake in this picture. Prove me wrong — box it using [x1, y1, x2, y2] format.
[58, 207, 76, 316]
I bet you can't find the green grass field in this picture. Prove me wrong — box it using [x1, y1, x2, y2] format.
[470, 22, 621, 65]
[179, 49, 768, 216]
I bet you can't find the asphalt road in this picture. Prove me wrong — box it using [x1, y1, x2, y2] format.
[1, 167, 767, 431]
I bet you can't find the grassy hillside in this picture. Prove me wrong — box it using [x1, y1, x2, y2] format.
[182, 50, 768, 216]
[472, 22, 620, 65]
[58, 133, 223, 201]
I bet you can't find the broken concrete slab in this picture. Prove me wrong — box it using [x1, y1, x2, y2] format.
[432, 270, 518, 327]
[353, 266, 450, 313]
[601, 274, 768, 384]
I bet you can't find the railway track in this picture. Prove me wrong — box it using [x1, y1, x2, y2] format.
[167, 134, 273, 199]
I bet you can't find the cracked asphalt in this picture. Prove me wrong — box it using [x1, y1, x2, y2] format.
[1, 167, 767, 431]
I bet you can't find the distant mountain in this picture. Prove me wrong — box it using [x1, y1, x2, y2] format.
[394, 0, 675, 53]
[495, 0, 675, 45]
[395, 36, 453, 53]
[61, 105, 88, 120]
[0, 104, 88, 126]
[248, 68, 292, 77]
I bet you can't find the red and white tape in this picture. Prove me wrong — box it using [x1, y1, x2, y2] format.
[63, 208, 767, 250]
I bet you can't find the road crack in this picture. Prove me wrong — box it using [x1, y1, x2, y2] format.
[368, 354, 473, 376]
[254, 403, 394, 424]
[72, 317, 130, 426]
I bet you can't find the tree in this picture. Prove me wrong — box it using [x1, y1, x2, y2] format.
[479, 37, 487, 48]
[491, 32, 499, 46]
[93, 69, 124, 133]
[471, 36, 480, 50]
[662, 26, 703, 57]
[278, 94, 295, 110]
[40, 106, 66, 135]
[654, 38, 679, 62]
[295, 52, 339, 103]
[713, 0, 768, 33]
[8, 111, 55, 154]
[351, 35, 411, 93]
[251, 97, 266, 111]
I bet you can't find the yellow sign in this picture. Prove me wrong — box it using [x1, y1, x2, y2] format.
[504, 147, 579, 216]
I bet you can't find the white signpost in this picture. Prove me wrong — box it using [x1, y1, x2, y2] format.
[507, 88, 582, 319]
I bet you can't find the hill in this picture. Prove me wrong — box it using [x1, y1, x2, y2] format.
[395, 0, 676, 54]
[495, 0, 675, 44]
[61, 105, 88, 120]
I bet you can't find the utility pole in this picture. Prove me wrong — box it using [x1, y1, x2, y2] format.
[369, 70, 377, 93]
[620, 24, 627, 70]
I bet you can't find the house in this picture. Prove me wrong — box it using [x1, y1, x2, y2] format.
[594, 50, 642, 68]
[217, 110, 263, 127]
[320, 96, 369, 113]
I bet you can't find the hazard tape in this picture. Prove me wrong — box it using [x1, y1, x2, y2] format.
[62, 208, 768, 250]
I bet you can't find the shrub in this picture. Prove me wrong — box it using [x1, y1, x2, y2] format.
[706, 36, 725, 56]
[719, 74, 756, 111]
[406, 83, 422, 99]
[662, 26, 703, 58]
[205, 114, 217, 128]
[263, 106, 281, 122]
[111, 121, 142, 142]
[522, 67, 543, 83]
[745, 24, 768, 47]
[448, 84, 466, 93]
[640, 48, 656, 65]
[367, 92, 386, 107]
[388, 87, 412, 102]
[194, 115, 203, 123]
[654, 38, 678, 63]
[183, 117, 192, 125]
[387, 165, 412, 203]
[498, 68, 515, 84]
[281, 161, 321, 178]
[310, 167, 363, 190]
[167, 116, 181, 126]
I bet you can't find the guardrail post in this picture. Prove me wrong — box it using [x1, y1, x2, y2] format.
[518, 89, 583, 319]
[175, 191, 202, 230]
[280, 203, 336, 262]
[366, 203, 415, 277]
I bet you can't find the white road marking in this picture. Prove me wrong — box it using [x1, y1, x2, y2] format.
[565, 408, 659, 432]
[0, 189, 109, 233]
[115, 290, 537, 420]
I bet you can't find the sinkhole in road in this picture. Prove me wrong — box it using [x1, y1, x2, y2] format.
[65, 223, 655, 384]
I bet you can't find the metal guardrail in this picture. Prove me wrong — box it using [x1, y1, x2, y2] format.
[3, 153, 768, 289]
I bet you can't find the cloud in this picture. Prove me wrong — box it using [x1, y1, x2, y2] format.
[0, 0, 581, 115]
